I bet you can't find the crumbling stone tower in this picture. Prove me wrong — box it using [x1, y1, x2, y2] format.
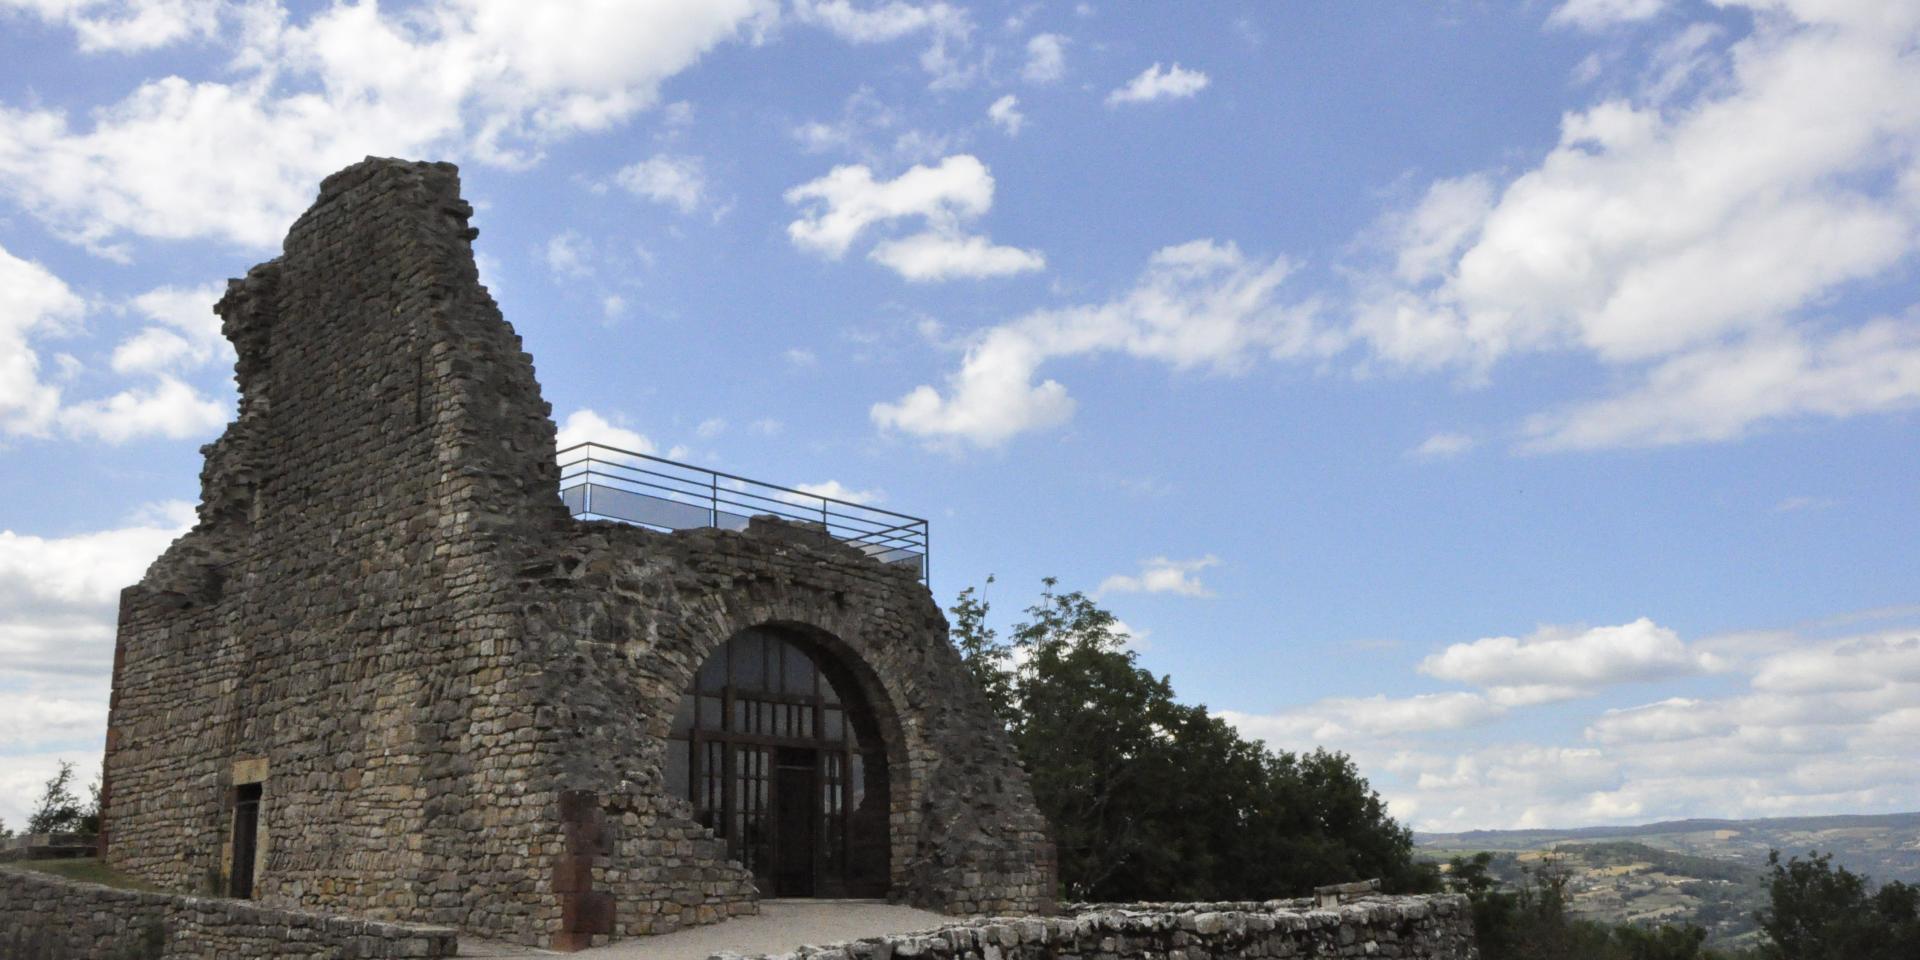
[100, 158, 1055, 951]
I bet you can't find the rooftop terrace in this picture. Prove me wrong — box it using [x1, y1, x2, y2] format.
[558, 442, 929, 581]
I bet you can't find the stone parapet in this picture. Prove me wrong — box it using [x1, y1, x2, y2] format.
[713, 895, 1479, 960]
[0, 865, 458, 959]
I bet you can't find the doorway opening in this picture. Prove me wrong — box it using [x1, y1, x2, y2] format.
[665, 627, 890, 897]
[230, 782, 262, 899]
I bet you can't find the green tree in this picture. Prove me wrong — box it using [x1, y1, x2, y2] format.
[948, 576, 1014, 724]
[1756, 850, 1920, 960]
[957, 578, 1433, 902]
[26, 760, 87, 835]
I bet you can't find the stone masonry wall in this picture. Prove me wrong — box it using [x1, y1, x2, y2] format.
[101, 157, 1056, 952]
[0, 866, 457, 959]
[716, 896, 1478, 960]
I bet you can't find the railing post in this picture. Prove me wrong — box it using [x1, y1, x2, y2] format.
[710, 474, 718, 529]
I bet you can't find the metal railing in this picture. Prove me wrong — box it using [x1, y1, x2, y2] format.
[557, 442, 928, 581]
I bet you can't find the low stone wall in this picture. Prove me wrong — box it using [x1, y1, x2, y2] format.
[0, 865, 458, 959]
[719, 896, 1477, 960]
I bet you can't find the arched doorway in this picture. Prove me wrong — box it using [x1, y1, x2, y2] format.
[664, 626, 891, 898]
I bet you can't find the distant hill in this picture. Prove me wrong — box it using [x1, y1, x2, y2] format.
[1424, 840, 1772, 945]
[1415, 811, 1920, 885]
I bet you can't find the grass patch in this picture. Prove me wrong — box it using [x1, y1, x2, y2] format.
[10, 857, 170, 892]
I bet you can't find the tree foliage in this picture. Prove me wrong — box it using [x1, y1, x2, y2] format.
[23, 760, 99, 836]
[952, 578, 1435, 902]
[1755, 850, 1920, 960]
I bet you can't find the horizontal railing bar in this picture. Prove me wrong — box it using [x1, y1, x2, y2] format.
[558, 441, 926, 523]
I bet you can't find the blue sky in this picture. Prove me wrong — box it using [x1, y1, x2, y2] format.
[1, 0, 1917, 834]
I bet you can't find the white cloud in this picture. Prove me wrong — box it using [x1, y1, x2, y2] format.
[869, 231, 1044, 281]
[108, 283, 230, 375]
[785, 154, 1042, 282]
[1105, 62, 1209, 106]
[1750, 633, 1920, 694]
[0, 244, 85, 438]
[872, 239, 1328, 448]
[1520, 321, 1920, 450]
[1223, 692, 1506, 743]
[0, 249, 230, 444]
[1410, 431, 1474, 459]
[0, 0, 772, 253]
[555, 408, 656, 456]
[1548, 0, 1670, 31]
[1220, 612, 1920, 831]
[792, 0, 977, 89]
[1420, 617, 1721, 692]
[615, 153, 708, 214]
[545, 231, 594, 278]
[1097, 555, 1219, 598]
[57, 376, 230, 443]
[0, 500, 193, 800]
[791, 480, 884, 505]
[1, 0, 223, 53]
[1022, 32, 1066, 83]
[784, 347, 819, 368]
[696, 417, 727, 439]
[786, 154, 993, 258]
[987, 94, 1024, 136]
[1354, 4, 1920, 449]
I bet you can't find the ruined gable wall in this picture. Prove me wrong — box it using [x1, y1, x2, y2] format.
[102, 159, 569, 934]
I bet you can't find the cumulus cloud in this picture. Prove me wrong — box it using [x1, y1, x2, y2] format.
[615, 154, 708, 214]
[1548, 0, 1670, 31]
[987, 94, 1024, 136]
[0, 0, 772, 253]
[785, 154, 1044, 281]
[555, 408, 656, 455]
[1354, 3, 1920, 449]
[0, 244, 85, 438]
[870, 231, 1045, 281]
[872, 239, 1329, 448]
[0, 499, 193, 815]
[1022, 32, 1066, 83]
[1222, 613, 1920, 831]
[0, 0, 223, 53]
[1420, 618, 1720, 694]
[1, 250, 232, 444]
[792, 0, 977, 89]
[1097, 555, 1220, 598]
[1106, 62, 1209, 106]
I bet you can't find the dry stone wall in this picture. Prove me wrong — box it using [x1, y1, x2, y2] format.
[0, 866, 457, 959]
[714, 896, 1478, 960]
[99, 157, 1055, 952]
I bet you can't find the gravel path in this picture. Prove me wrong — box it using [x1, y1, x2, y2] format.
[459, 900, 954, 959]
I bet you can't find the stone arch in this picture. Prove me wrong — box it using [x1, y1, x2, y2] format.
[644, 598, 922, 900]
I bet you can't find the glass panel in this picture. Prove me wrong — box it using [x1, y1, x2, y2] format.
[799, 704, 813, 739]
[733, 630, 767, 690]
[666, 737, 690, 799]
[781, 640, 816, 696]
[698, 640, 729, 690]
[699, 696, 723, 731]
[819, 670, 841, 705]
[671, 696, 694, 737]
[823, 708, 844, 743]
[850, 754, 866, 810]
[733, 699, 748, 732]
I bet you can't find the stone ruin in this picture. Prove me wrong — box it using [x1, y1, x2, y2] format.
[97, 157, 1057, 951]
